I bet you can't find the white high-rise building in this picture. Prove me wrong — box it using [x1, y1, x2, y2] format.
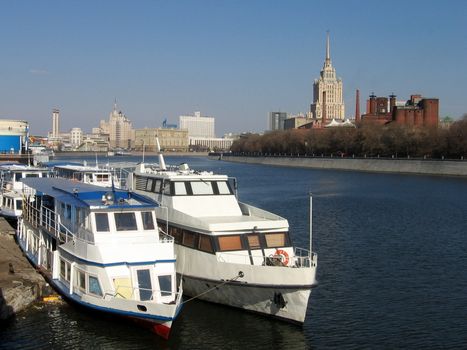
[310, 32, 345, 122]
[179, 111, 215, 138]
[52, 109, 60, 137]
[99, 101, 134, 149]
[70, 127, 83, 148]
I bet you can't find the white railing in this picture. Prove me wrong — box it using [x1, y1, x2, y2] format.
[22, 196, 94, 244]
[103, 285, 182, 303]
[216, 248, 317, 268]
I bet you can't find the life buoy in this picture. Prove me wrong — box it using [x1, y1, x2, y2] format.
[274, 249, 289, 266]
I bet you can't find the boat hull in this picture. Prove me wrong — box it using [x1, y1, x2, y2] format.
[180, 273, 313, 323]
[16, 222, 181, 340]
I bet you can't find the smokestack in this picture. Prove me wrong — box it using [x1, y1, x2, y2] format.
[355, 89, 360, 123]
[369, 92, 377, 114]
[389, 93, 396, 114]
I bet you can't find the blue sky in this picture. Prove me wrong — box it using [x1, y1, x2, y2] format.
[1, 0, 466, 136]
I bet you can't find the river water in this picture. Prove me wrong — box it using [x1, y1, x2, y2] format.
[2, 155, 467, 349]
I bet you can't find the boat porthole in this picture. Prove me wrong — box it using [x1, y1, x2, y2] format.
[137, 305, 147, 312]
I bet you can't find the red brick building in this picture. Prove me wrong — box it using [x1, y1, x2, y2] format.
[361, 94, 439, 127]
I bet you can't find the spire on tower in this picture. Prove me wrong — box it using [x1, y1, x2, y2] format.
[325, 31, 331, 65]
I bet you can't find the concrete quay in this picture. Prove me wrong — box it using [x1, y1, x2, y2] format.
[0, 218, 49, 321]
[212, 155, 467, 177]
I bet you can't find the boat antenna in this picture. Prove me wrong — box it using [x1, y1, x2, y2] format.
[156, 137, 166, 170]
[309, 192, 313, 263]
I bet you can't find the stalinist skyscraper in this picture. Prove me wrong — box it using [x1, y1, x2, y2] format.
[310, 32, 345, 122]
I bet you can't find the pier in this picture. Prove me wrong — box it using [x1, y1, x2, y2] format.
[0, 218, 49, 321]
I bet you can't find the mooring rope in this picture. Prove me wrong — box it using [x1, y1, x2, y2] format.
[181, 271, 244, 305]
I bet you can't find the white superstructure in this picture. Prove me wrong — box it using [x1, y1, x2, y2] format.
[0, 164, 52, 219]
[17, 178, 183, 339]
[127, 152, 318, 324]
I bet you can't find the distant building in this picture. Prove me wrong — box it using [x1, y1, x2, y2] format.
[284, 116, 309, 130]
[361, 94, 439, 127]
[134, 128, 189, 152]
[310, 32, 345, 122]
[179, 111, 215, 138]
[52, 109, 60, 138]
[70, 127, 83, 148]
[99, 101, 135, 149]
[0, 119, 29, 154]
[188, 137, 233, 151]
[269, 112, 287, 131]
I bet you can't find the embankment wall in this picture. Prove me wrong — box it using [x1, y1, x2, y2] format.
[211, 156, 467, 177]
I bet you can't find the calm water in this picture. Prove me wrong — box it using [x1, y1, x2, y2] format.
[2, 155, 467, 349]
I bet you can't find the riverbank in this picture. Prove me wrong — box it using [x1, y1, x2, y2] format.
[0, 218, 49, 322]
[211, 155, 467, 177]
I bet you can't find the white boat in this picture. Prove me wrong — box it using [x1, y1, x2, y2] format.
[0, 164, 52, 219]
[17, 178, 183, 339]
[52, 163, 121, 188]
[126, 142, 318, 324]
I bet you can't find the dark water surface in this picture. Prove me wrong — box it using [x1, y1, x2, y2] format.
[2, 155, 467, 349]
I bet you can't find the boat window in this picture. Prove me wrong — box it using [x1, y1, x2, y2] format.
[114, 212, 137, 231]
[136, 269, 153, 301]
[141, 211, 155, 230]
[95, 213, 110, 232]
[216, 181, 232, 195]
[16, 199, 22, 211]
[158, 275, 172, 296]
[199, 235, 214, 253]
[25, 173, 39, 178]
[88, 275, 103, 296]
[15, 173, 22, 181]
[218, 235, 243, 251]
[66, 204, 72, 220]
[78, 270, 86, 291]
[153, 179, 162, 194]
[96, 174, 109, 182]
[169, 226, 183, 244]
[264, 233, 286, 248]
[59, 259, 71, 282]
[146, 178, 153, 191]
[42, 172, 49, 178]
[163, 181, 172, 195]
[247, 234, 261, 249]
[182, 231, 197, 248]
[191, 181, 214, 195]
[174, 182, 187, 195]
[60, 259, 66, 279]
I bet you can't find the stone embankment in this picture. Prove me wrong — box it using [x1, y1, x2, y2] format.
[211, 155, 467, 177]
[0, 218, 49, 321]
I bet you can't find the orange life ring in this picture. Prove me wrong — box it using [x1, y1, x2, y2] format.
[275, 249, 289, 266]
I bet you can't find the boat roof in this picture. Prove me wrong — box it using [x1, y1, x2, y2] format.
[0, 164, 49, 172]
[137, 163, 228, 181]
[21, 177, 157, 210]
[53, 164, 113, 173]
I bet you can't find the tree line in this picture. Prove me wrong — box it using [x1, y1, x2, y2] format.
[231, 115, 467, 159]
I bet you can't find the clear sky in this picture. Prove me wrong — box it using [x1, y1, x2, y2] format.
[1, 0, 466, 136]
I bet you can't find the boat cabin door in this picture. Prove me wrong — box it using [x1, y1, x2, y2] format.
[133, 268, 154, 301]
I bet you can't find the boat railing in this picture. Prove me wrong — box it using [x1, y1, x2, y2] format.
[217, 248, 317, 268]
[158, 230, 174, 244]
[294, 247, 318, 268]
[22, 197, 94, 244]
[103, 285, 181, 303]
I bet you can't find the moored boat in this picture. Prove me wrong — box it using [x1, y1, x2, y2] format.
[52, 163, 121, 188]
[126, 142, 318, 324]
[17, 178, 183, 338]
[0, 164, 52, 220]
